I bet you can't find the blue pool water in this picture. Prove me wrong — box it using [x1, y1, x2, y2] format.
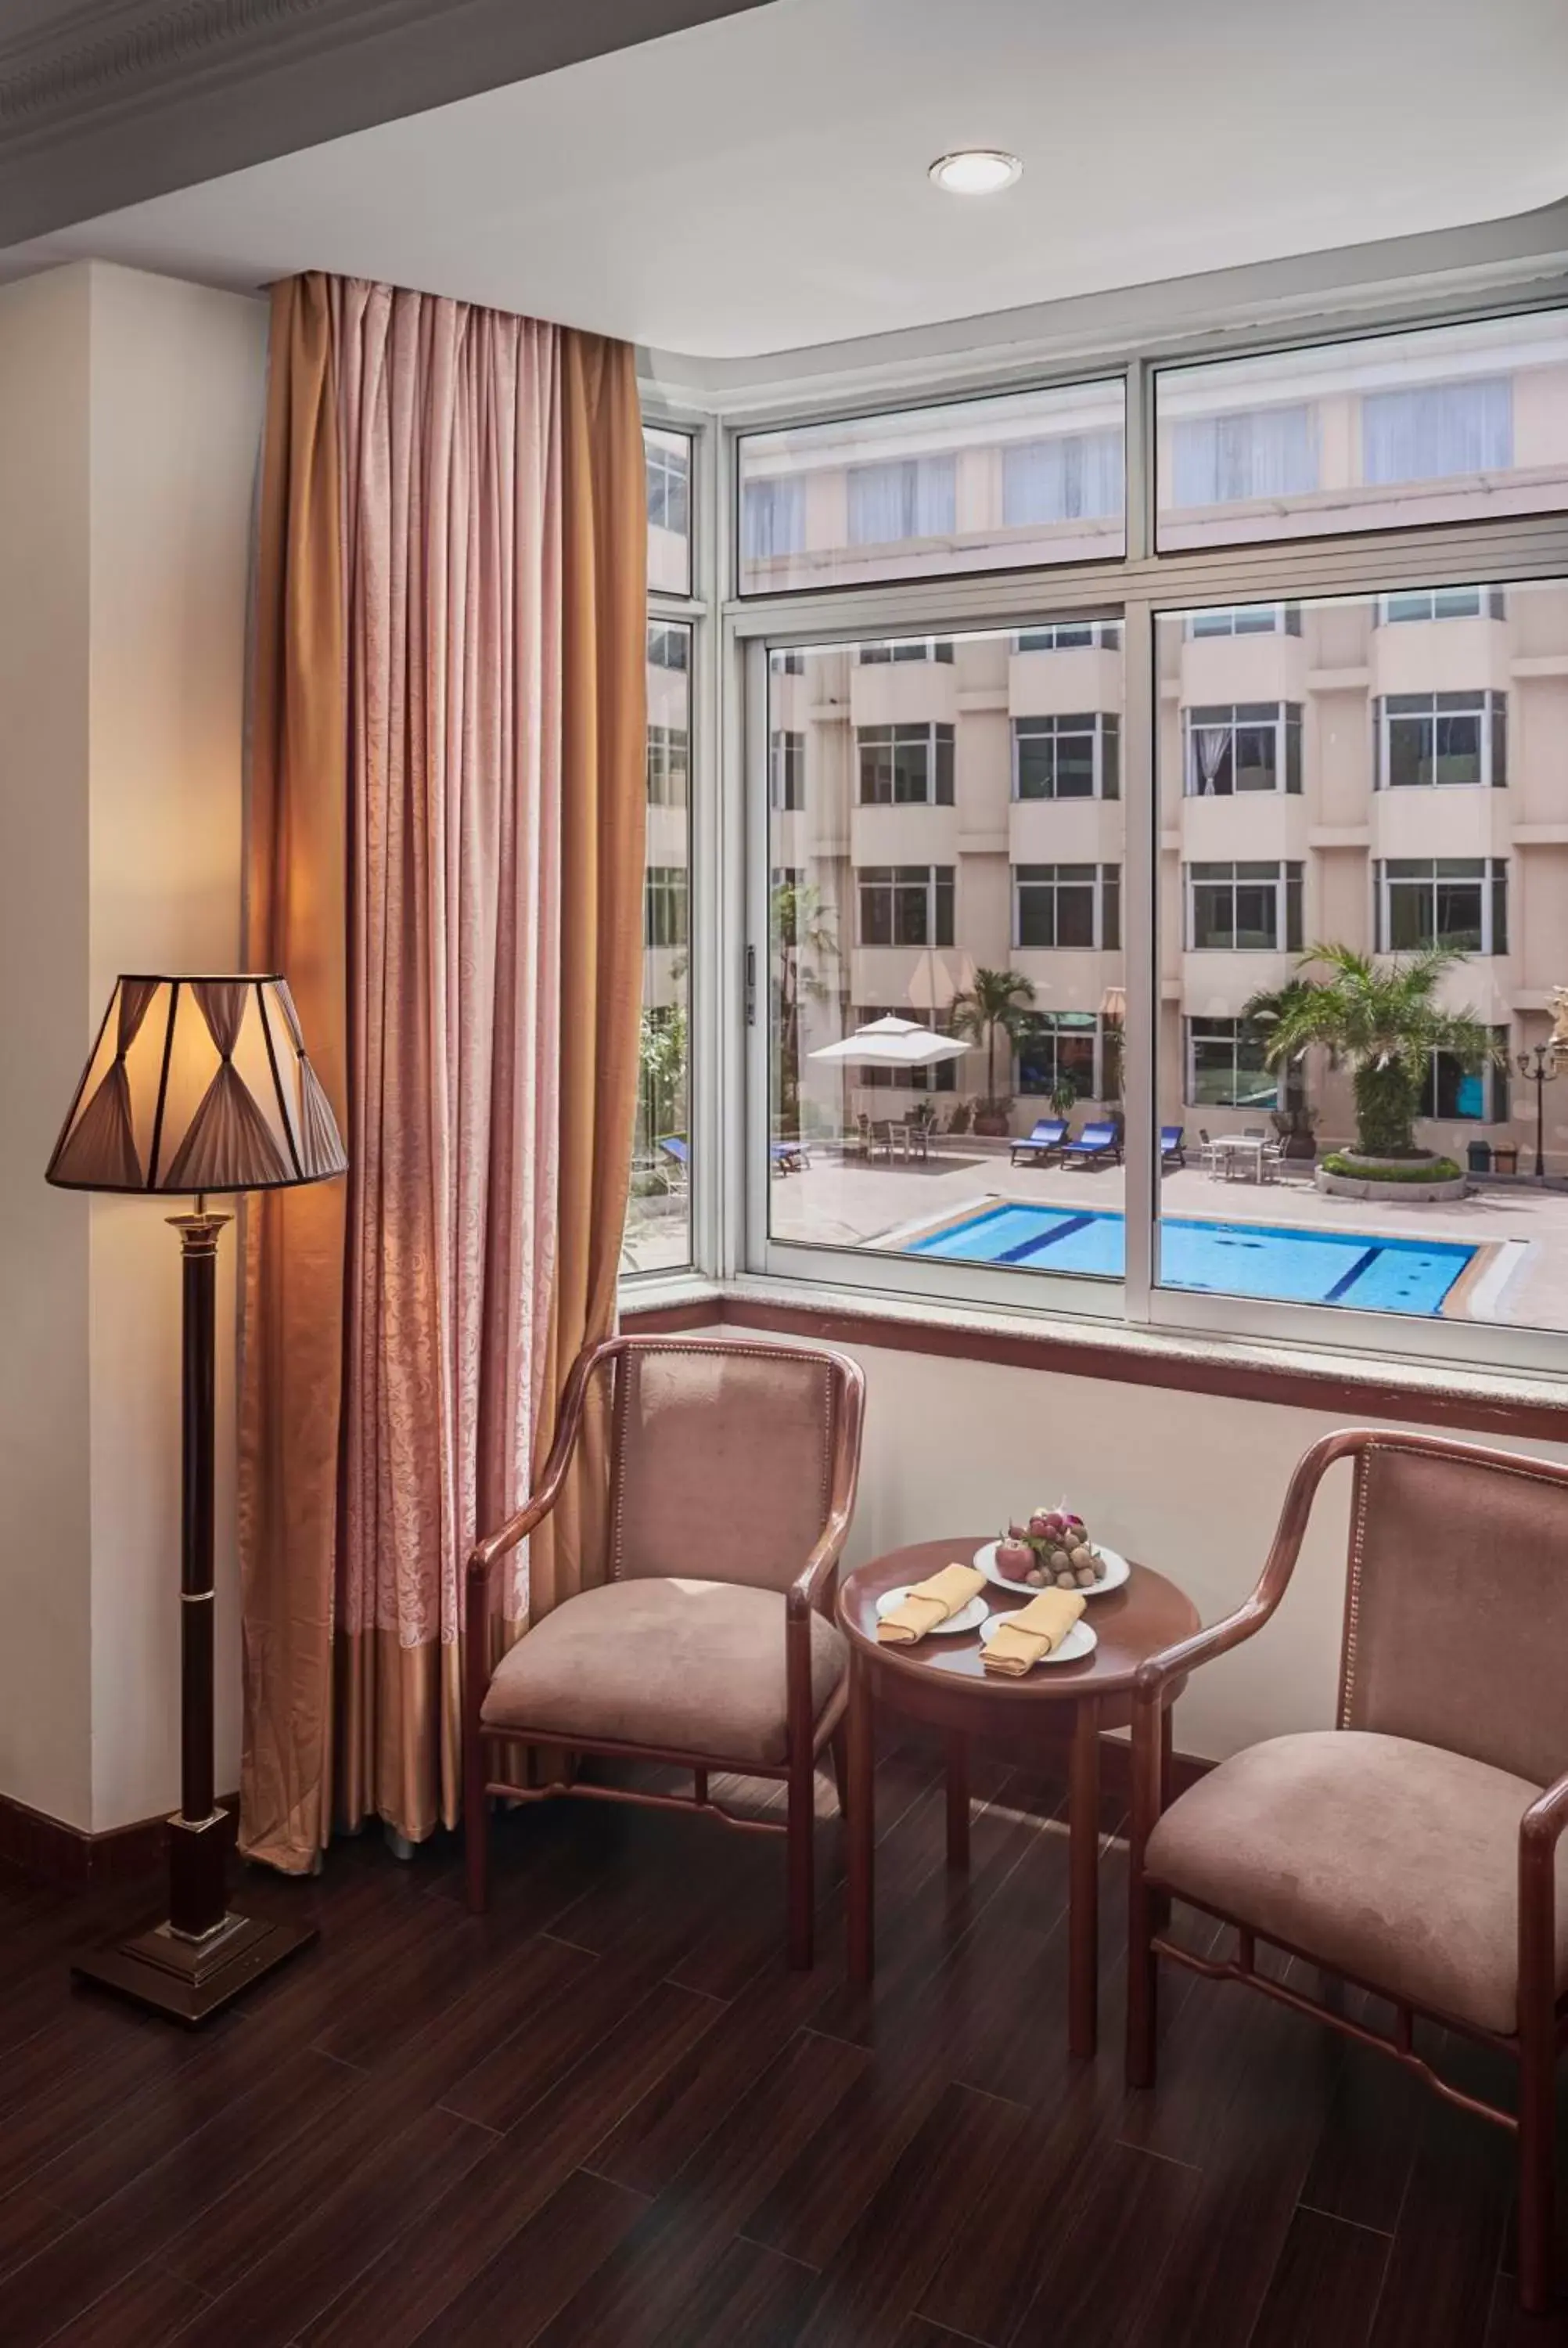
[906, 1204, 1475, 1316]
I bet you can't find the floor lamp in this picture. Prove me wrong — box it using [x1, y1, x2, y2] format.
[46, 974, 346, 2023]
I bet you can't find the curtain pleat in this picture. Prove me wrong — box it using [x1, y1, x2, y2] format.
[239, 273, 645, 1865]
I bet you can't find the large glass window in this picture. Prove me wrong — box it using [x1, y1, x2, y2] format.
[858, 725, 955, 807]
[1015, 865, 1120, 950]
[1376, 859, 1509, 955]
[1184, 704, 1302, 795]
[645, 427, 692, 593]
[1013, 714, 1120, 801]
[1016, 1013, 1101, 1100]
[1185, 862, 1304, 953]
[1185, 1018, 1279, 1110]
[1376, 693, 1506, 789]
[626, 611, 692, 1276]
[1156, 309, 1568, 549]
[856, 866, 955, 948]
[738, 380, 1126, 593]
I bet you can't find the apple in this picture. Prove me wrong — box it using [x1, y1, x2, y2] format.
[996, 1540, 1034, 1582]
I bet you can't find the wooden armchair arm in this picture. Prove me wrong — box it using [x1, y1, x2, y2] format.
[786, 1358, 866, 1758]
[1519, 1769, 1568, 2028]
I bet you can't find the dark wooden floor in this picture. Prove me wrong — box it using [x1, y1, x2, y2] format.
[0, 1742, 1563, 2348]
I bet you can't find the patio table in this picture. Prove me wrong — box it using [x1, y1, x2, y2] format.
[1210, 1134, 1271, 1183]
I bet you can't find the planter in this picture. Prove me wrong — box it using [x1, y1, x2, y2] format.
[973, 1113, 1011, 1138]
[1317, 1152, 1468, 1205]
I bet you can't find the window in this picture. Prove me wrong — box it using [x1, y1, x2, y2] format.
[855, 1006, 957, 1092]
[859, 638, 955, 664]
[858, 724, 955, 805]
[1016, 1012, 1101, 1099]
[1376, 693, 1507, 789]
[648, 624, 689, 671]
[1185, 1017, 1279, 1109]
[1015, 621, 1122, 651]
[743, 477, 806, 562]
[1186, 862, 1304, 952]
[1376, 859, 1508, 955]
[1184, 704, 1302, 794]
[1363, 379, 1512, 484]
[1013, 713, 1120, 801]
[1419, 1033, 1509, 1123]
[1156, 308, 1568, 549]
[1171, 405, 1317, 506]
[770, 730, 805, 811]
[646, 725, 689, 808]
[1015, 864, 1120, 950]
[1379, 586, 1507, 623]
[645, 427, 692, 593]
[1001, 430, 1124, 525]
[771, 648, 805, 675]
[856, 866, 955, 948]
[645, 866, 689, 949]
[847, 457, 955, 546]
[737, 377, 1126, 592]
[1187, 603, 1301, 637]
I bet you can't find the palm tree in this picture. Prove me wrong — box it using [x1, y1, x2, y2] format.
[1243, 945, 1500, 1158]
[951, 967, 1038, 1111]
[771, 877, 837, 1128]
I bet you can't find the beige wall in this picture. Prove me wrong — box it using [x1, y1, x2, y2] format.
[0, 261, 264, 1833]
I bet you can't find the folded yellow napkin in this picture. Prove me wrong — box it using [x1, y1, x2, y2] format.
[876, 1562, 985, 1646]
[982, 1586, 1085, 1677]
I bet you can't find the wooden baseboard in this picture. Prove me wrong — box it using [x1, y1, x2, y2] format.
[0, 1792, 239, 1892]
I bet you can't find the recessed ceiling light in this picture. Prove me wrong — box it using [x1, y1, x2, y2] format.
[929, 149, 1022, 197]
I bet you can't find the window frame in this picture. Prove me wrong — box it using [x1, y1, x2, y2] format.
[1374, 856, 1509, 956]
[1014, 862, 1121, 952]
[1184, 859, 1304, 953]
[1374, 690, 1507, 790]
[1182, 701, 1303, 796]
[1012, 711, 1120, 801]
[704, 290, 1568, 1380]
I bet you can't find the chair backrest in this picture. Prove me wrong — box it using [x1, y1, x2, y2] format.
[659, 1136, 689, 1164]
[1077, 1123, 1113, 1147]
[1161, 1125, 1182, 1146]
[1033, 1118, 1065, 1141]
[608, 1338, 861, 1595]
[1337, 1433, 1568, 1787]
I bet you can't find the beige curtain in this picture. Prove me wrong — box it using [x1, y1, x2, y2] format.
[239, 273, 646, 1871]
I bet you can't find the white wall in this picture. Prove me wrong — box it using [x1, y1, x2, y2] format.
[0, 261, 264, 1834]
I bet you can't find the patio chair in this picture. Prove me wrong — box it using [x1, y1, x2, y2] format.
[868, 1118, 898, 1161]
[466, 1335, 866, 1970]
[1125, 1429, 1568, 2314]
[1160, 1125, 1186, 1168]
[771, 1140, 811, 1175]
[1196, 1128, 1225, 1175]
[1010, 1117, 1068, 1167]
[657, 1136, 690, 1190]
[1062, 1120, 1123, 1167]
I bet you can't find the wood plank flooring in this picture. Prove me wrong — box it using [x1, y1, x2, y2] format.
[0, 1745, 1561, 2348]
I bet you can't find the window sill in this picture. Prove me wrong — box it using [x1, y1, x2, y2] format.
[620, 1273, 1568, 1441]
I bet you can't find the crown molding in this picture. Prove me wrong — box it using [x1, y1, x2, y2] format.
[0, 0, 768, 247]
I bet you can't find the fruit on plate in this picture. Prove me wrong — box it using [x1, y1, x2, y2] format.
[995, 1504, 1106, 1590]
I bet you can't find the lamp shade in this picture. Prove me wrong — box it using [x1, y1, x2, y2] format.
[46, 974, 347, 1197]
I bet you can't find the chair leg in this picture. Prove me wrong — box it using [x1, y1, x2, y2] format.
[1125, 1865, 1159, 2089]
[464, 1729, 490, 1916]
[829, 1725, 850, 1820]
[1517, 2007, 1559, 2314]
[787, 1756, 815, 1970]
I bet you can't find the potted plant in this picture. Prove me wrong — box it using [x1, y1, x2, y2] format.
[1268, 1104, 1319, 1161]
[1048, 1078, 1080, 1125]
[951, 967, 1037, 1137]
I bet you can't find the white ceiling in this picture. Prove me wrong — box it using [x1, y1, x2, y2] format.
[6, 0, 1568, 360]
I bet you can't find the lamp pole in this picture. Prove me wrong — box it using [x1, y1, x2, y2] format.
[1516, 1043, 1561, 1181]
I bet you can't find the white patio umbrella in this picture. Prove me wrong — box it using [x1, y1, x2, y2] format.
[809, 1014, 969, 1069]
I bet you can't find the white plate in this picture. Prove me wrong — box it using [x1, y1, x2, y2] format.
[973, 1539, 1131, 1597]
[979, 1615, 1098, 1667]
[875, 1585, 991, 1637]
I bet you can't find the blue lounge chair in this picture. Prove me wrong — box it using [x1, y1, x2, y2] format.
[1160, 1124, 1186, 1168]
[658, 1136, 690, 1189]
[771, 1139, 811, 1174]
[1010, 1117, 1067, 1166]
[1062, 1120, 1122, 1167]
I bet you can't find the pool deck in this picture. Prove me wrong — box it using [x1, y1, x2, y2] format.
[765, 1144, 1568, 1329]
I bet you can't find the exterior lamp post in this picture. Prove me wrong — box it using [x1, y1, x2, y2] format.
[1516, 1042, 1561, 1181]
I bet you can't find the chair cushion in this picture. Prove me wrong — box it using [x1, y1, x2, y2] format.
[1145, 1730, 1568, 2035]
[480, 1577, 847, 1766]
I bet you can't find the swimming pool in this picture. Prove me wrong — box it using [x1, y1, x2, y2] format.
[905, 1203, 1476, 1315]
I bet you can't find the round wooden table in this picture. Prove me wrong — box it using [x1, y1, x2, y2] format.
[838, 1539, 1200, 2058]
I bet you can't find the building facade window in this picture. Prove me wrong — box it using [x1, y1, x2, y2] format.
[1013, 712, 1120, 801]
[646, 725, 689, 808]
[1376, 692, 1507, 788]
[645, 866, 689, 949]
[1185, 1017, 1279, 1110]
[1184, 703, 1303, 795]
[1375, 858, 1509, 954]
[1187, 603, 1301, 637]
[771, 647, 805, 675]
[770, 730, 805, 811]
[743, 477, 807, 561]
[646, 434, 689, 538]
[1186, 862, 1304, 952]
[1002, 430, 1124, 526]
[1379, 585, 1507, 623]
[859, 638, 955, 664]
[847, 456, 955, 546]
[648, 623, 689, 671]
[856, 865, 955, 948]
[855, 1006, 958, 1092]
[1419, 1032, 1509, 1123]
[1171, 405, 1318, 506]
[857, 723, 955, 806]
[1016, 1012, 1101, 1099]
[1015, 621, 1122, 651]
[1015, 863, 1121, 951]
[1361, 377, 1512, 484]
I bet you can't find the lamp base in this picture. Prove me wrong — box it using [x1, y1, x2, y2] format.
[72, 1908, 318, 2026]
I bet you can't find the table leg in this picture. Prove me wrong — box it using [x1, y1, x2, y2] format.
[944, 1732, 970, 1871]
[1068, 1698, 1101, 2059]
[847, 1648, 876, 1983]
[1152, 1703, 1174, 1934]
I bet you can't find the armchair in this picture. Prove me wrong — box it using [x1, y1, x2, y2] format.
[1126, 1428, 1568, 2314]
[465, 1334, 865, 1968]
